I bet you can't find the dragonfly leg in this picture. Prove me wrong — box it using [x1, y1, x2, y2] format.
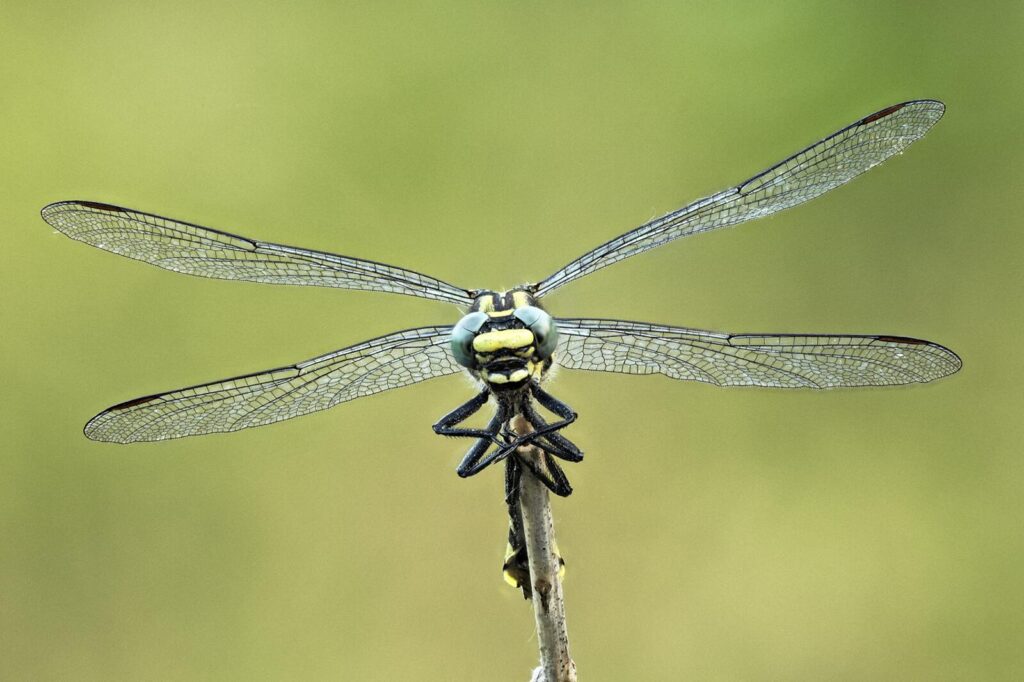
[459, 405, 576, 493]
[531, 382, 578, 424]
[432, 388, 501, 443]
[520, 399, 583, 463]
[457, 435, 517, 478]
[434, 388, 520, 479]
[516, 449, 573, 497]
[454, 408, 510, 478]
[498, 382, 579, 455]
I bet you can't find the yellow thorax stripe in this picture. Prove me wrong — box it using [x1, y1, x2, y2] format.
[472, 329, 534, 353]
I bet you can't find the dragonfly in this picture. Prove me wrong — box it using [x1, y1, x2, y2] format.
[42, 99, 960, 597]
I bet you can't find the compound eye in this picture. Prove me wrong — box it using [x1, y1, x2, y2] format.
[513, 306, 559, 359]
[450, 312, 489, 368]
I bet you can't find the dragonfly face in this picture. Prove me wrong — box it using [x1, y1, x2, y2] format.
[41, 100, 961, 598]
[451, 289, 558, 390]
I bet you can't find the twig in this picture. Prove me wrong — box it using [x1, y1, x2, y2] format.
[512, 415, 577, 682]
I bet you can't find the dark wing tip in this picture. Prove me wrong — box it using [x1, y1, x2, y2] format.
[875, 334, 928, 345]
[873, 334, 963, 376]
[860, 103, 908, 124]
[41, 200, 128, 224]
[859, 99, 945, 126]
[77, 200, 127, 212]
[83, 394, 164, 443]
[107, 394, 163, 410]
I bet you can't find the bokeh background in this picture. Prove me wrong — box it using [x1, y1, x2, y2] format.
[2, 2, 1021, 679]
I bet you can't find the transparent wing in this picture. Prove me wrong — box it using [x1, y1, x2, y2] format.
[86, 326, 461, 443]
[555, 318, 960, 388]
[534, 100, 944, 298]
[41, 201, 473, 305]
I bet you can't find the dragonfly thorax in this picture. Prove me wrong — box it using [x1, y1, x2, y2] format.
[450, 288, 558, 390]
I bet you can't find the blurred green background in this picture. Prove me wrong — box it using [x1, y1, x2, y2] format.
[2, 2, 1021, 679]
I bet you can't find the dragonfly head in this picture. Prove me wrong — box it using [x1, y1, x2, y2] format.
[451, 289, 558, 389]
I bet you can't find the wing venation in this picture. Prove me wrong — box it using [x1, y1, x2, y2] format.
[85, 326, 461, 443]
[41, 201, 473, 305]
[555, 318, 960, 388]
[534, 100, 944, 297]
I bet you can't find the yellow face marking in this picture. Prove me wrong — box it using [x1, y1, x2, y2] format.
[514, 346, 535, 358]
[472, 329, 534, 353]
[476, 296, 495, 313]
[486, 308, 515, 318]
[511, 291, 530, 308]
[485, 368, 530, 385]
[508, 369, 529, 383]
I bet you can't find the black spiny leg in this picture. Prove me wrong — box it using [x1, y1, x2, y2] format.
[521, 399, 583, 464]
[485, 383, 579, 497]
[516, 446, 573, 497]
[530, 382, 580, 439]
[455, 405, 509, 478]
[436, 386, 578, 594]
[432, 388, 494, 441]
[498, 381, 579, 454]
[434, 388, 517, 480]
[502, 457, 532, 599]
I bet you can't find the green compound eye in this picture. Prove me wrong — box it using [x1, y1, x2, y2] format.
[513, 306, 559, 359]
[450, 312, 489, 368]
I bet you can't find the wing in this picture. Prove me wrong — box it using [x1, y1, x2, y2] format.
[41, 201, 474, 305]
[534, 100, 945, 298]
[85, 326, 461, 443]
[555, 318, 960, 388]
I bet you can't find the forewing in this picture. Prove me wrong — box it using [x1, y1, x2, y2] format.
[534, 101, 944, 298]
[41, 201, 473, 305]
[555, 319, 960, 388]
[86, 326, 461, 443]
